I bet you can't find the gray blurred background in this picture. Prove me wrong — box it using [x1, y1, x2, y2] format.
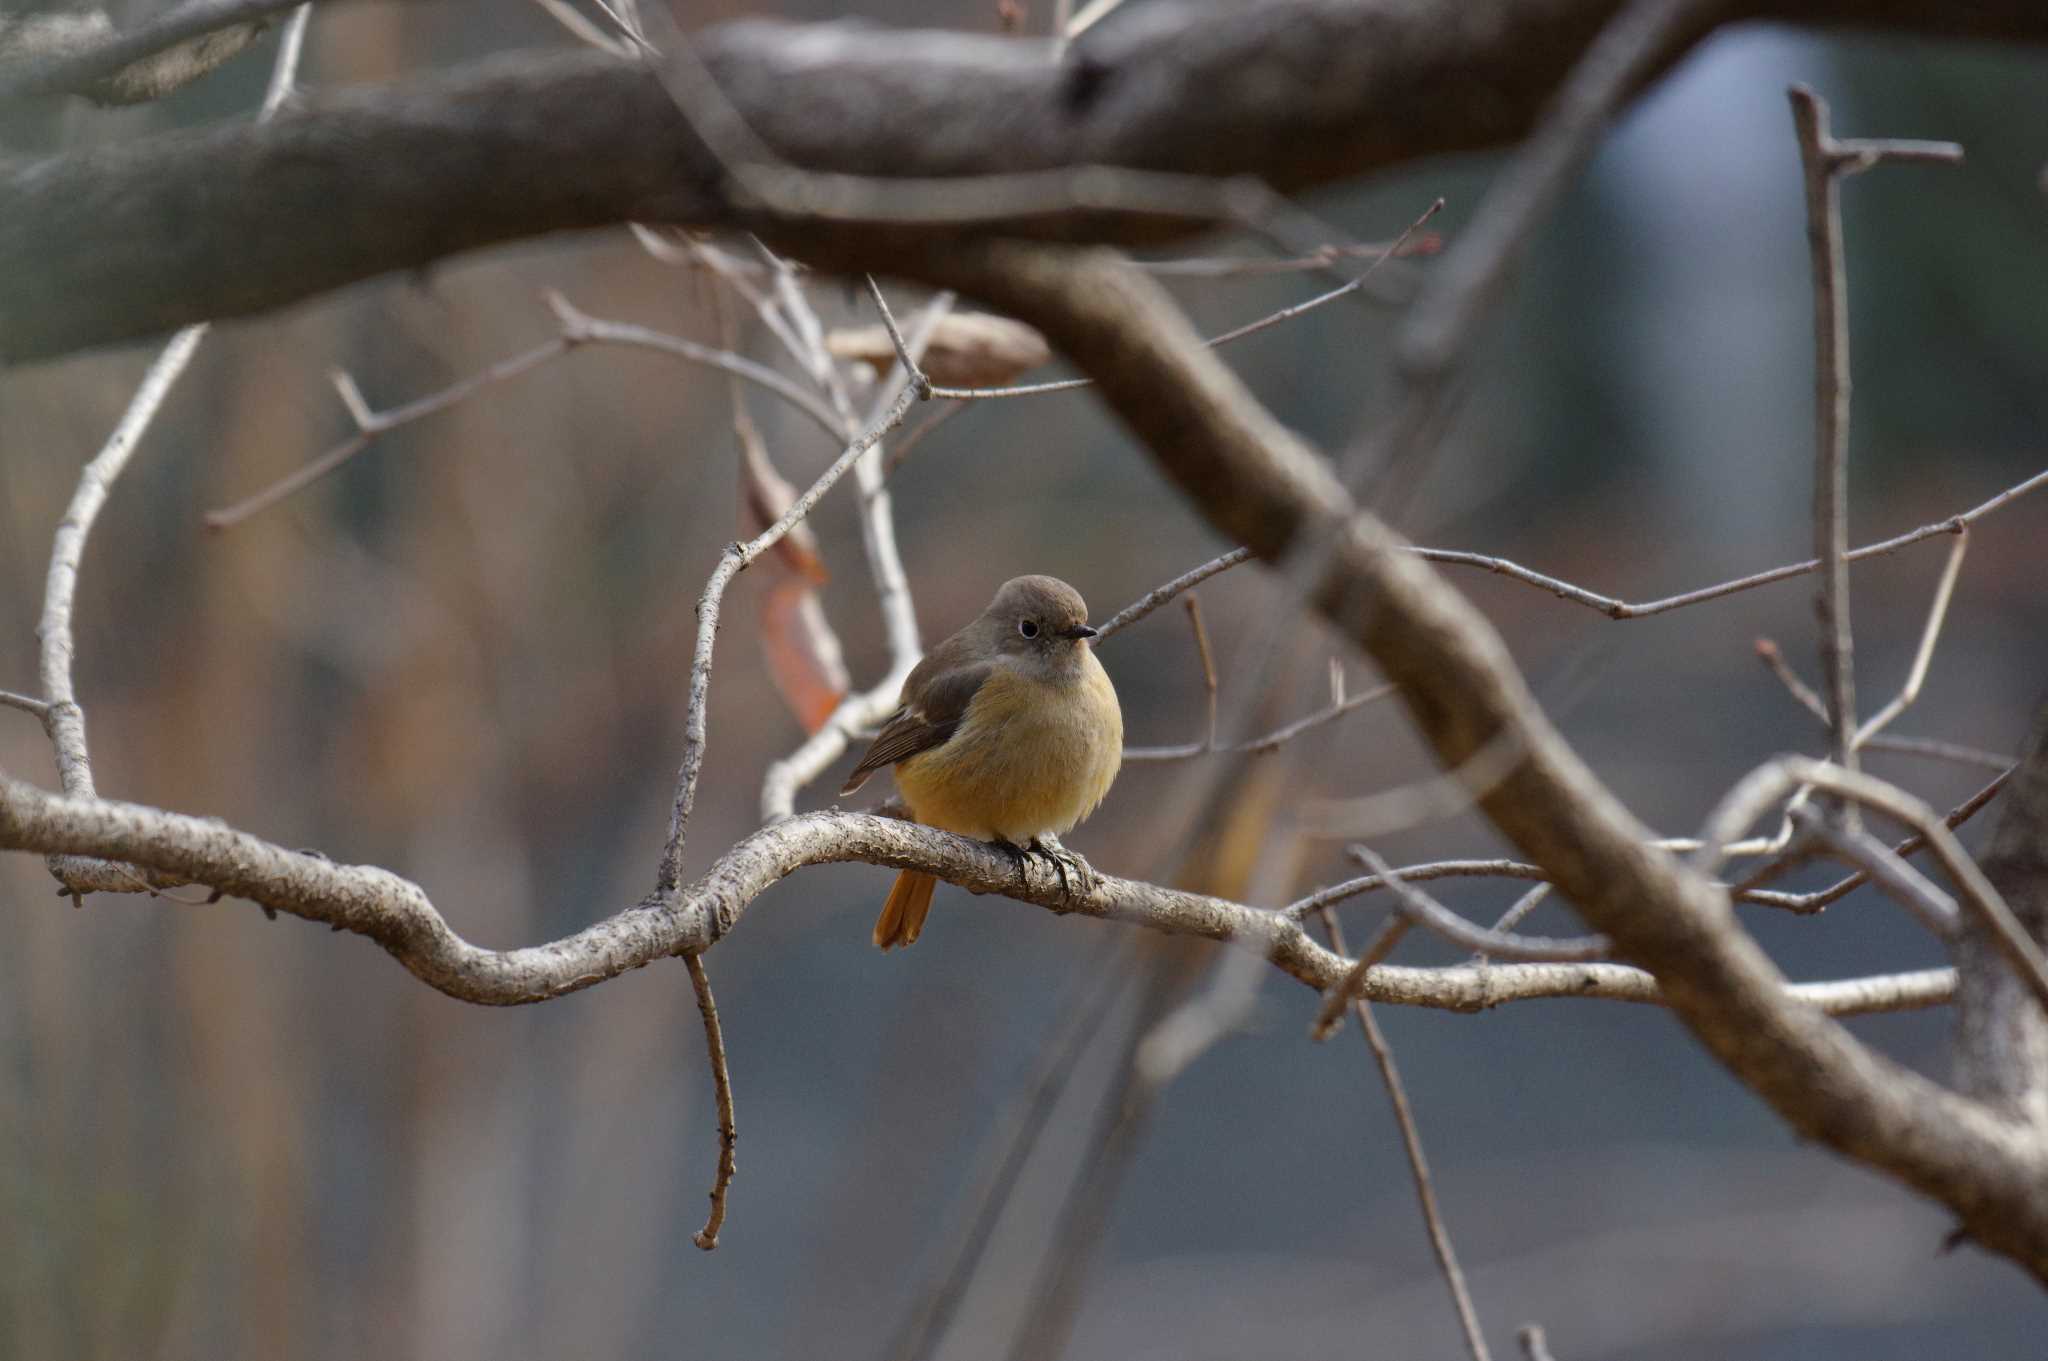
[3, 2, 2046, 1356]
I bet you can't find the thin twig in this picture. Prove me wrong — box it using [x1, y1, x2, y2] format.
[1788, 85, 1963, 818]
[1095, 548, 1254, 640]
[684, 952, 737, 1250]
[849, 279, 945, 673]
[1135, 235, 1437, 283]
[1310, 875, 1419, 1041]
[659, 383, 921, 891]
[1316, 903, 1492, 1361]
[1284, 859, 1546, 921]
[1739, 766, 2011, 912]
[203, 338, 568, 530]
[205, 296, 848, 530]
[1863, 734, 2013, 773]
[1236, 681, 1396, 756]
[1485, 882, 1554, 949]
[922, 199, 1444, 403]
[1754, 637, 1828, 720]
[1757, 637, 2010, 773]
[551, 293, 847, 437]
[1695, 757, 2048, 1012]
[1122, 688, 1398, 762]
[1343, 845, 1610, 966]
[0, 689, 51, 722]
[1788, 803, 1959, 938]
[1854, 528, 1967, 749]
[1791, 85, 1860, 800]
[1411, 465, 2044, 619]
[1186, 595, 1218, 747]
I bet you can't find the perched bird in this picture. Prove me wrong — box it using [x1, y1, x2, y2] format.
[841, 575, 1123, 949]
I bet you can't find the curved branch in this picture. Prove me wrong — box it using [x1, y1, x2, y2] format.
[0, 769, 1948, 1016]
[9, 0, 2048, 362]
[900, 242, 2048, 1281]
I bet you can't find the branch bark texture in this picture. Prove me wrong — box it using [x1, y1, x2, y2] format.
[902, 241, 2048, 1283]
[7, 0, 2048, 362]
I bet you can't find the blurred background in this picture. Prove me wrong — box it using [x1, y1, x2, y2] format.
[3, 1, 2047, 1356]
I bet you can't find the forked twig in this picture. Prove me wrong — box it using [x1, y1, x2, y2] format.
[1788, 84, 1962, 818]
[204, 293, 847, 531]
[660, 385, 920, 890]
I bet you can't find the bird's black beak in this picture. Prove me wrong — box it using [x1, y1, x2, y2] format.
[1062, 624, 1099, 640]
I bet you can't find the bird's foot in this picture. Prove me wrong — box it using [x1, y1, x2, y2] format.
[992, 837, 1033, 890]
[1027, 834, 1096, 903]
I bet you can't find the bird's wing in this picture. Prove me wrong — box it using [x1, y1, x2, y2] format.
[839, 657, 995, 795]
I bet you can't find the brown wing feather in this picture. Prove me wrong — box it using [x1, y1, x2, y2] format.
[840, 648, 994, 795]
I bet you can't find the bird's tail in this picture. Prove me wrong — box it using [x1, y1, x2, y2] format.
[874, 870, 937, 950]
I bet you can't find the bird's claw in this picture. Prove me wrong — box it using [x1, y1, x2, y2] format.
[1027, 835, 1096, 903]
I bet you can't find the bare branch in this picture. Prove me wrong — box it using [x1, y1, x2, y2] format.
[1346, 844, 1612, 964]
[898, 241, 2048, 1281]
[0, 0, 312, 103]
[0, 770, 1953, 1017]
[685, 952, 738, 1250]
[1739, 766, 2012, 914]
[33, 13, 309, 894]
[1863, 734, 2014, 773]
[910, 198, 1442, 406]
[10, 1, 2048, 362]
[1788, 802, 1960, 939]
[1315, 903, 1492, 1361]
[1757, 637, 2011, 773]
[1790, 85, 1862, 796]
[1854, 528, 1967, 750]
[202, 294, 848, 531]
[1410, 464, 2044, 617]
[659, 382, 920, 891]
[1284, 858, 1547, 922]
[203, 340, 567, 530]
[1787, 86, 1961, 818]
[0, 689, 51, 722]
[1095, 548, 1253, 640]
[1696, 757, 2048, 1016]
[1959, 699, 2048, 1123]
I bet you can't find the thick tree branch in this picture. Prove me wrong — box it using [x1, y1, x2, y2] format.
[8, 0, 2048, 363]
[0, 769, 1949, 1016]
[900, 241, 2048, 1282]
[1958, 700, 2048, 1125]
[0, 0, 303, 104]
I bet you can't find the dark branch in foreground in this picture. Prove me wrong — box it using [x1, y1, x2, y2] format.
[896, 241, 2048, 1283]
[9, 0, 2048, 362]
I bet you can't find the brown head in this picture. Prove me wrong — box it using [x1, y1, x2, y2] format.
[974, 575, 1098, 673]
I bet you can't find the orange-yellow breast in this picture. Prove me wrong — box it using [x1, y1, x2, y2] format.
[894, 651, 1122, 844]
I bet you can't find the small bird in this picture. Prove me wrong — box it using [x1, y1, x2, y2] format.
[841, 575, 1123, 949]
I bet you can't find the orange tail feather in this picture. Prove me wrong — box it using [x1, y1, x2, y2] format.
[873, 870, 937, 949]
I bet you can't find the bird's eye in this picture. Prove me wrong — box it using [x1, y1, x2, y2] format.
[1018, 619, 1039, 639]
